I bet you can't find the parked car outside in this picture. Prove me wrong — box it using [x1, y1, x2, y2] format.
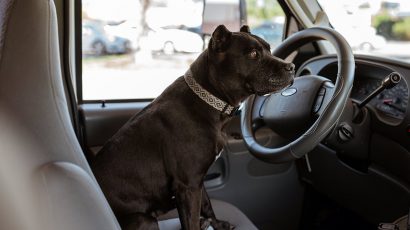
[339, 26, 387, 51]
[142, 26, 204, 55]
[251, 21, 283, 49]
[82, 20, 132, 56]
[104, 20, 141, 51]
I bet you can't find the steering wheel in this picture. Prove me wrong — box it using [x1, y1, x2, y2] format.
[241, 27, 355, 163]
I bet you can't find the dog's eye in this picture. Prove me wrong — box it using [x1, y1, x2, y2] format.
[248, 50, 258, 59]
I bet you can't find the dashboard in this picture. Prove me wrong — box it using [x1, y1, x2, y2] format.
[298, 55, 410, 224]
[297, 54, 410, 127]
[351, 77, 408, 121]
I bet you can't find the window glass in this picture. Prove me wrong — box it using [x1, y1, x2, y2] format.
[245, 0, 285, 51]
[318, 0, 410, 63]
[82, 0, 204, 100]
[81, 0, 284, 100]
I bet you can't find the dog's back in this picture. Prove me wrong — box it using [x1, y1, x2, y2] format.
[91, 76, 214, 218]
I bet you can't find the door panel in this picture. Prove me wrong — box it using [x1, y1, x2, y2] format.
[80, 102, 304, 229]
[79, 102, 150, 155]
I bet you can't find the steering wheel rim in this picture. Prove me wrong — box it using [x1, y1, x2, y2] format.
[240, 27, 355, 163]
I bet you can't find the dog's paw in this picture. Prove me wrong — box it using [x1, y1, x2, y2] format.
[200, 218, 212, 230]
[211, 219, 235, 230]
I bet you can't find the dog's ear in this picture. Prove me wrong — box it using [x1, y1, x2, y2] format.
[240, 25, 251, 33]
[210, 25, 232, 52]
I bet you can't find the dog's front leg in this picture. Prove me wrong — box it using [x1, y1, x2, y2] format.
[175, 184, 202, 230]
[201, 186, 234, 230]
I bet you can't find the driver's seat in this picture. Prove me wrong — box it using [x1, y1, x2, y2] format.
[0, 0, 256, 229]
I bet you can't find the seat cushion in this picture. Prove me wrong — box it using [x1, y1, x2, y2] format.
[37, 162, 120, 230]
[157, 199, 258, 230]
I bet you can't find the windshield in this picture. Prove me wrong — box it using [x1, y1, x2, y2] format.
[318, 0, 410, 63]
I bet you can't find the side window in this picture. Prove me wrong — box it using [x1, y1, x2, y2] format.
[81, 0, 205, 100]
[81, 0, 284, 100]
[245, 0, 285, 51]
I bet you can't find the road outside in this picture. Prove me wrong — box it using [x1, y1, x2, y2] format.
[83, 51, 200, 100]
[82, 41, 410, 100]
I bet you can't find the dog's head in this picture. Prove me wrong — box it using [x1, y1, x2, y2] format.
[208, 25, 294, 98]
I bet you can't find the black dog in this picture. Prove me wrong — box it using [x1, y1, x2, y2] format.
[91, 25, 294, 230]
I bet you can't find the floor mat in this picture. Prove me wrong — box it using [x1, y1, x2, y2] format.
[300, 186, 376, 230]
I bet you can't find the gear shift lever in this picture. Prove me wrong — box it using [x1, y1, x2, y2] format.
[357, 72, 402, 109]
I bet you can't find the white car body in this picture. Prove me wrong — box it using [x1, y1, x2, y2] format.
[339, 27, 387, 50]
[144, 28, 204, 53]
[104, 21, 141, 50]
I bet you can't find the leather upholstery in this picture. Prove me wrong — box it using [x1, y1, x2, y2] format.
[0, 0, 257, 229]
[0, 0, 120, 229]
[37, 162, 121, 230]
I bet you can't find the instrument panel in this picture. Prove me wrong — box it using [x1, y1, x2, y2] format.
[351, 77, 408, 120]
[297, 55, 410, 124]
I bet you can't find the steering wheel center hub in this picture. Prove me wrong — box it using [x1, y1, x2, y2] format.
[263, 75, 332, 138]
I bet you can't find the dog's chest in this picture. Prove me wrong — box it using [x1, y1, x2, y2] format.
[214, 129, 228, 160]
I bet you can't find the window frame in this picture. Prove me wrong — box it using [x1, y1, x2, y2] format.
[73, 0, 154, 104]
[74, 0, 297, 104]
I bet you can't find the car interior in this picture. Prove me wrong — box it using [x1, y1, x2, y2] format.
[0, 0, 409, 230]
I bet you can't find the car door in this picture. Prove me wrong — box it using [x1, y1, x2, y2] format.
[77, 0, 304, 229]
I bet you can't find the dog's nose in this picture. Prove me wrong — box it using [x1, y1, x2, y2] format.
[284, 63, 295, 72]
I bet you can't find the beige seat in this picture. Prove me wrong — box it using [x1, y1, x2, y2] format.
[0, 0, 257, 229]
